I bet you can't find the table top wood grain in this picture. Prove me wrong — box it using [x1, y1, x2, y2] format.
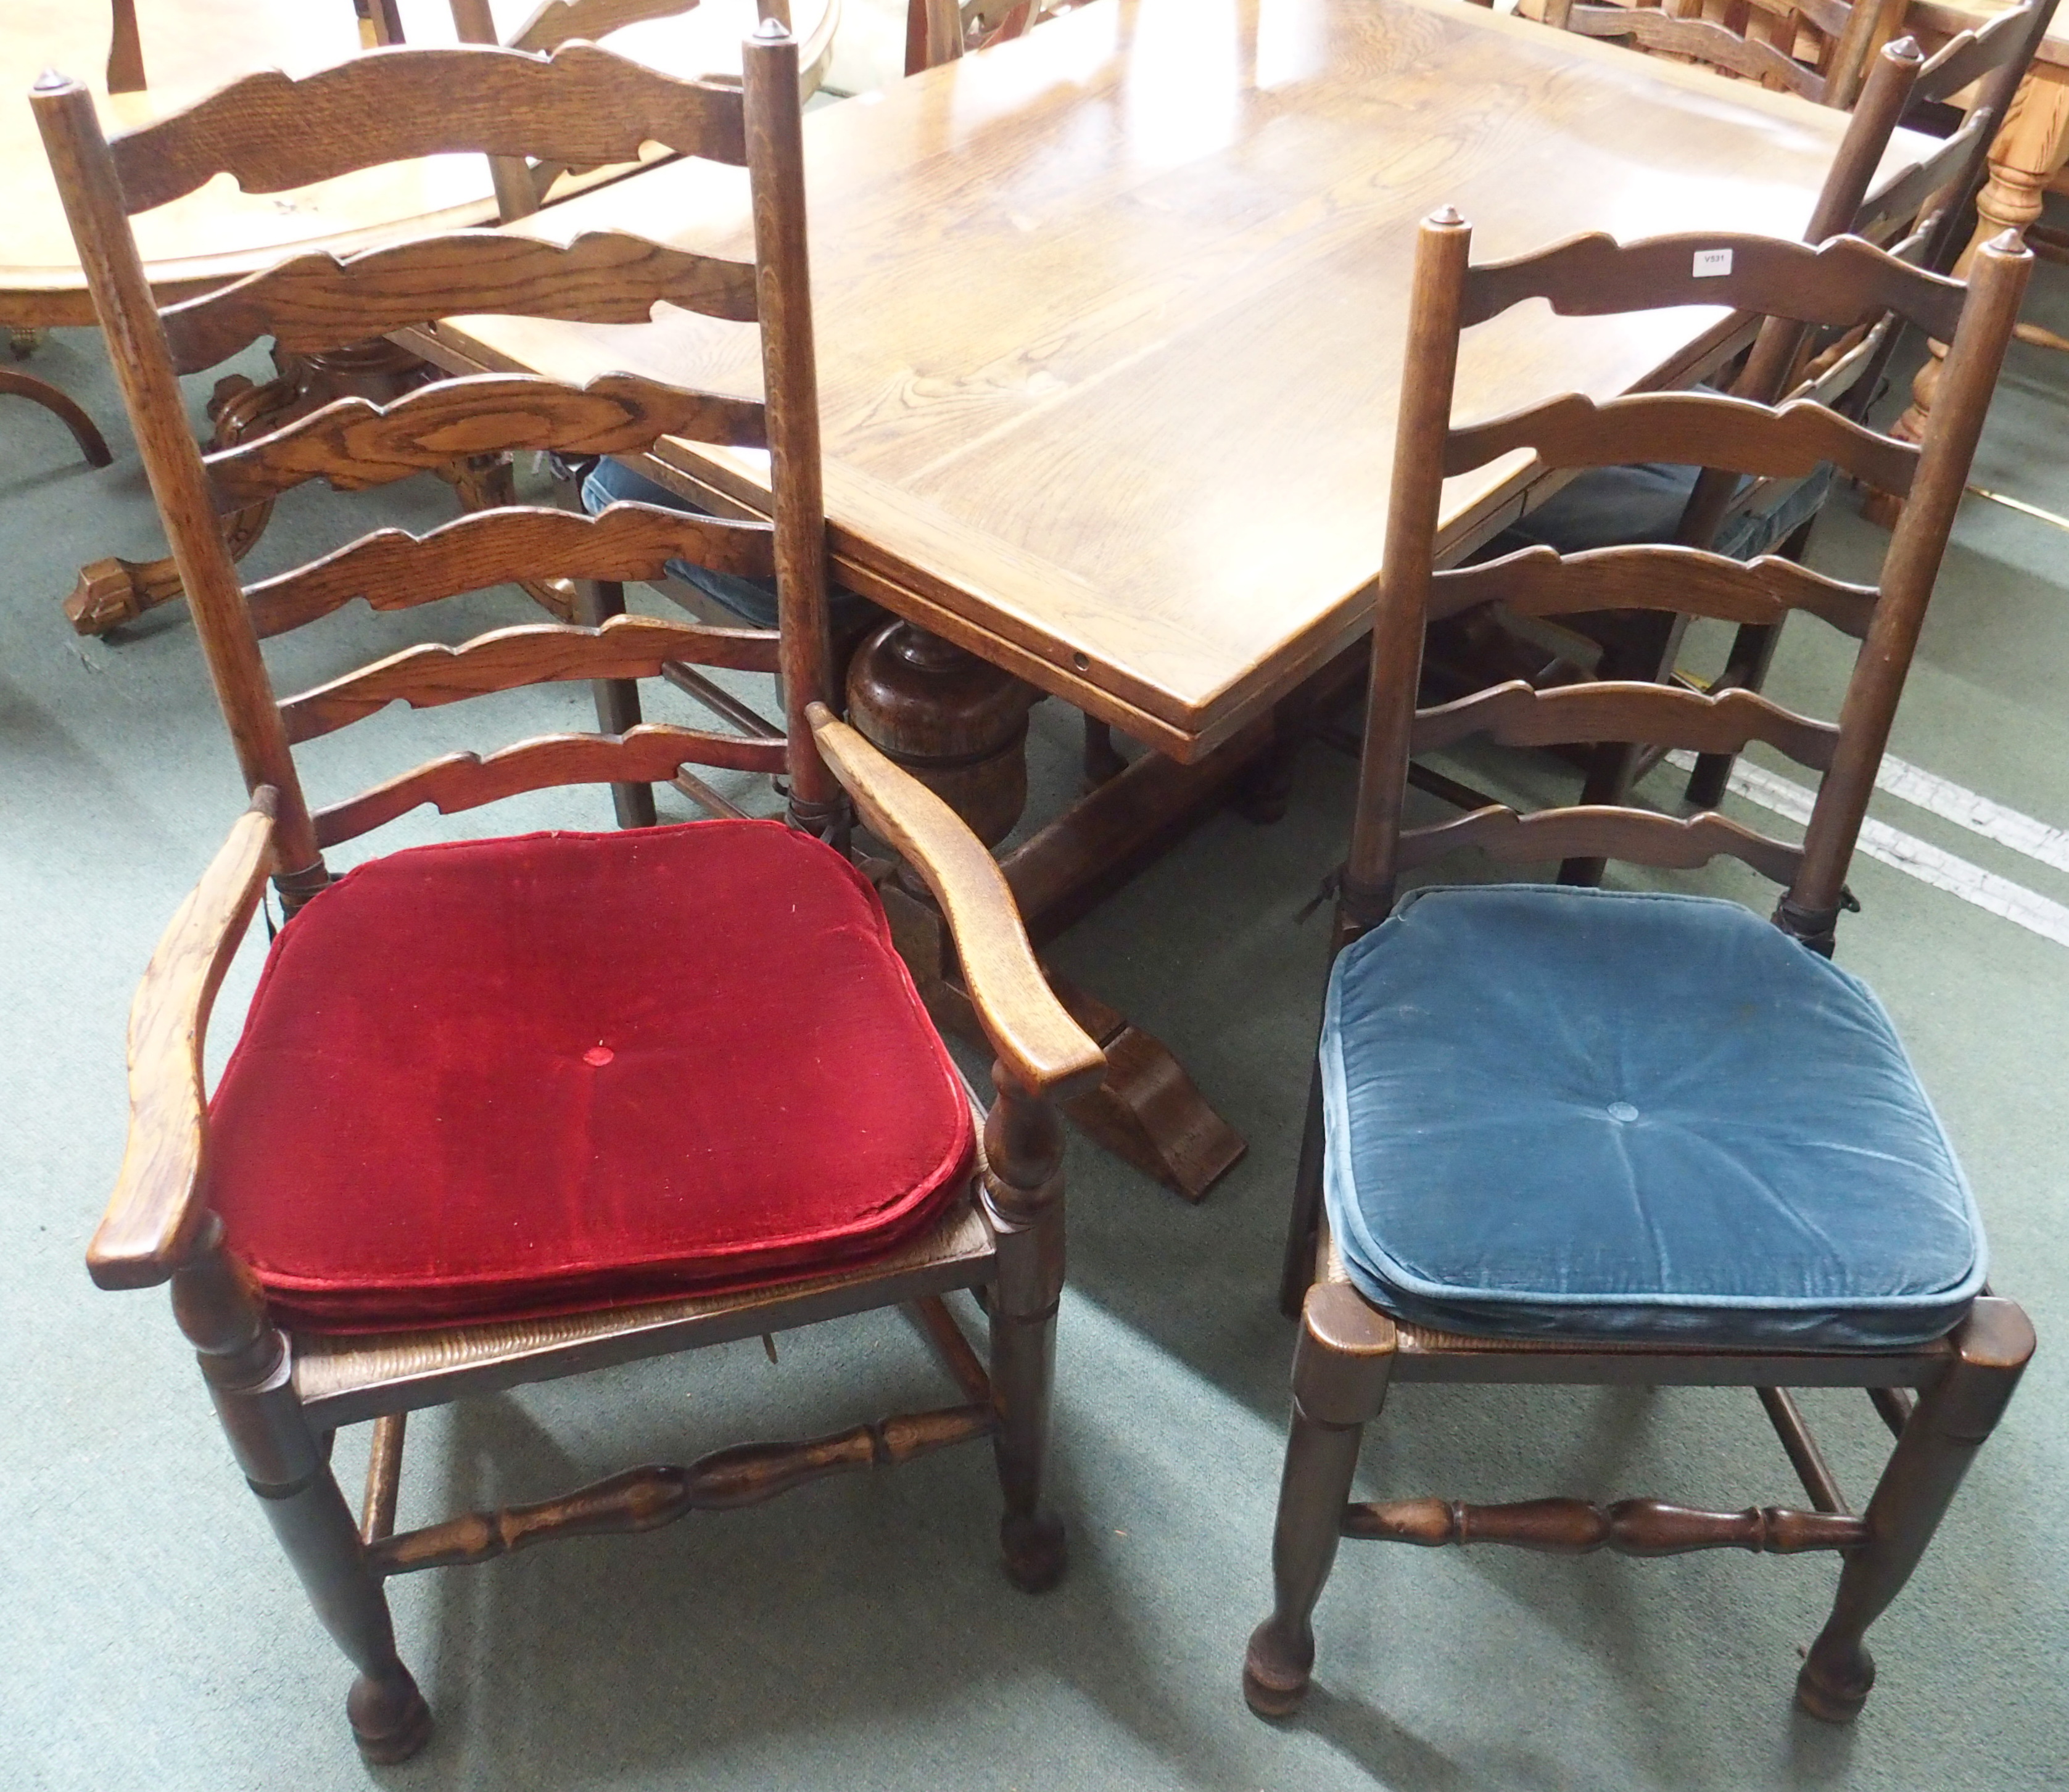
[437, 0, 1938, 755]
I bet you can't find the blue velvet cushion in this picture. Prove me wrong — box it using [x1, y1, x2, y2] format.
[1319, 885, 1985, 1348]
[580, 457, 872, 632]
[1489, 461, 1835, 562]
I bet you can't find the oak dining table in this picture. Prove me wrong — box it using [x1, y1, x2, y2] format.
[411, 0, 1942, 1197]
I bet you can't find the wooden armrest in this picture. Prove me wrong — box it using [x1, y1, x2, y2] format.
[807, 705, 1104, 1102]
[89, 792, 278, 1290]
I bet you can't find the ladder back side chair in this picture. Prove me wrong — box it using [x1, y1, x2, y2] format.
[1530, 0, 1905, 107]
[1679, 0, 2057, 799]
[1424, 33, 1922, 877]
[1257, 208, 2032, 1724]
[38, 23, 1102, 1764]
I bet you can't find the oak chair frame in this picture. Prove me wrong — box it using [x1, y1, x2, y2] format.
[40, 24, 1104, 1765]
[1255, 209, 2034, 1725]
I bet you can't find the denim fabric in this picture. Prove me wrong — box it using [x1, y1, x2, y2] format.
[580, 457, 872, 632]
[1319, 885, 1985, 1348]
[1488, 462, 1836, 563]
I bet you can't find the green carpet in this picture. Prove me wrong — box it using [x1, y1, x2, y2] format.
[3, 243, 2066, 1790]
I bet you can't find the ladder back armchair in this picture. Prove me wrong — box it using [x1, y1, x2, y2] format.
[38, 23, 1102, 1765]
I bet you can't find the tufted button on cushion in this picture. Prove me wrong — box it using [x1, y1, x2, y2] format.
[209, 822, 974, 1331]
[1319, 884, 1985, 1348]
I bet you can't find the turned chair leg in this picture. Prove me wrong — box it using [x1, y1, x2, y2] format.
[983, 1072, 1068, 1592]
[257, 1463, 433, 1763]
[1277, 1059, 1328, 1318]
[175, 1231, 430, 1762]
[1797, 1299, 2034, 1722]
[575, 578, 658, 829]
[1245, 1285, 1398, 1718]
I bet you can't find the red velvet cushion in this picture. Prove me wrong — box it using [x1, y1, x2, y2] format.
[209, 822, 974, 1331]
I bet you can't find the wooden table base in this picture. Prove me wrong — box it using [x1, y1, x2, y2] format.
[1, 362, 111, 469]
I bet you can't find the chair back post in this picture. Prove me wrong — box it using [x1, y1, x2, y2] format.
[1823, 0, 1906, 108]
[1786, 231, 2031, 943]
[30, 74, 323, 891]
[1341, 208, 1472, 945]
[1675, 35, 1925, 548]
[743, 22, 840, 835]
[907, 0, 967, 73]
[447, 0, 546, 220]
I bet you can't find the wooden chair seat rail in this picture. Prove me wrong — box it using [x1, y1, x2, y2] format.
[312, 723, 789, 846]
[108, 43, 748, 215]
[1411, 677, 1841, 769]
[1559, 4, 1829, 97]
[243, 504, 778, 638]
[294, 1196, 998, 1427]
[368, 1403, 997, 1577]
[281, 613, 784, 743]
[1444, 390, 1920, 495]
[164, 234, 758, 376]
[1395, 803, 1804, 883]
[1459, 232, 1968, 339]
[1431, 543, 1879, 637]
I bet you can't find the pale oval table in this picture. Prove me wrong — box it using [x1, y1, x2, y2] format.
[4, 0, 837, 625]
[414, 0, 1945, 1197]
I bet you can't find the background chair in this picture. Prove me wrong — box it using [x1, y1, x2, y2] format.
[1257, 207, 2031, 1724]
[1432, 2, 2052, 853]
[1529, 0, 1905, 108]
[39, 22, 1102, 1764]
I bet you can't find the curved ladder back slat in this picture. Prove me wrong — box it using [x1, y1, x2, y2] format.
[244, 503, 777, 638]
[1431, 544, 1880, 638]
[313, 724, 790, 846]
[1461, 233, 1969, 341]
[1444, 390, 1921, 496]
[1917, 4, 2033, 101]
[1410, 679, 1843, 772]
[109, 43, 748, 215]
[281, 613, 783, 743]
[1396, 804, 1806, 886]
[165, 234, 758, 374]
[204, 374, 767, 506]
[1561, 4, 1827, 99]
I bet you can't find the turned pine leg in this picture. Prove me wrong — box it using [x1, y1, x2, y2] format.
[983, 1070, 1068, 1592]
[174, 1228, 430, 1762]
[1245, 1285, 1398, 1717]
[1797, 1299, 2034, 1722]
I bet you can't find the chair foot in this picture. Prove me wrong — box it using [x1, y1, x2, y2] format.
[347, 1667, 433, 1764]
[1000, 1511, 1067, 1593]
[1242, 1619, 1314, 1719]
[1794, 1642, 1874, 1724]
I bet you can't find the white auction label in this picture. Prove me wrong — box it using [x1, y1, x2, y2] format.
[1693, 248, 1733, 278]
